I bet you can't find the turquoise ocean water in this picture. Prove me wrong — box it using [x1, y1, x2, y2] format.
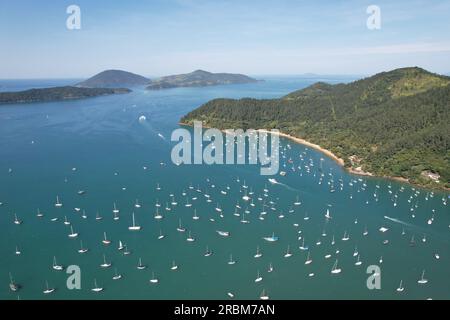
[0, 77, 448, 300]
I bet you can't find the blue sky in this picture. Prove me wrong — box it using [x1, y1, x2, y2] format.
[1, 0, 449, 78]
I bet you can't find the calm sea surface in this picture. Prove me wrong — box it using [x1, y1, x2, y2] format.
[0, 77, 448, 300]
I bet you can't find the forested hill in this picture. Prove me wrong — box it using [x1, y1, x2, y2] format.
[181, 67, 450, 189]
[0, 86, 131, 104]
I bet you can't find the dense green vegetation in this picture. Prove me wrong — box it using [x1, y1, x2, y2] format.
[0, 86, 131, 104]
[146, 70, 258, 90]
[182, 67, 450, 189]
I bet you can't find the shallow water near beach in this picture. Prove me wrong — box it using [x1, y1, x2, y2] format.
[0, 77, 449, 300]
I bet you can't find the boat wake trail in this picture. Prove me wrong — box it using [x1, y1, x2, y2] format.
[383, 216, 416, 229]
[268, 178, 298, 192]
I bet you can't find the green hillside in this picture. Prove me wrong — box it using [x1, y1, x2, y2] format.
[181, 67, 450, 189]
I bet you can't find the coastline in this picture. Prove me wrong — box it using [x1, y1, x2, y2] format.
[179, 122, 448, 192]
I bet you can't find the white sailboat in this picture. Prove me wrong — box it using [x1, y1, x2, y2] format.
[204, 246, 213, 257]
[150, 272, 159, 284]
[355, 254, 362, 266]
[43, 281, 55, 294]
[192, 209, 200, 220]
[417, 270, 428, 284]
[260, 289, 269, 300]
[36, 208, 44, 218]
[9, 273, 19, 292]
[68, 225, 78, 238]
[263, 232, 278, 242]
[112, 202, 119, 214]
[100, 254, 111, 268]
[13, 213, 22, 225]
[158, 229, 165, 240]
[254, 246, 262, 258]
[284, 245, 292, 258]
[396, 280, 404, 292]
[137, 257, 146, 270]
[112, 268, 122, 280]
[154, 208, 163, 220]
[78, 240, 88, 254]
[128, 212, 141, 231]
[52, 256, 63, 271]
[331, 259, 342, 274]
[15, 246, 21, 255]
[342, 231, 350, 241]
[64, 216, 70, 225]
[228, 254, 236, 265]
[186, 231, 195, 242]
[255, 270, 263, 283]
[305, 251, 312, 265]
[267, 263, 273, 273]
[177, 219, 186, 232]
[55, 196, 63, 208]
[118, 240, 124, 251]
[325, 209, 331, 219]
[171, 261, 178, 270]
[91, 279, 103, 292]
[102, 232, 111, 245]
[134, 199, 141, 208]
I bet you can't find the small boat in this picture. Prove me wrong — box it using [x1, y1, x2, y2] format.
[227, 292, 235, 298]
[137, 257, 146, 270]
[304, 251, 312, 265]
[43, 281, 55, 294]
[134, 199, 141, 208]
[267, 263, 273, 273]
[331, 259, 342, 274]
[118, 241, 124, 251]
[154, 208, 163, 220]
[100, 254, 111, 268]
[228, 254, 236, 265]
[204, 246, 213, 257]
[255, 270, 263, 283]
[91, 279, 103, 292]
[216, 230, 230, 237]
[417, 270, 428, 284]
[260, 289, 269, 300]
[177, 219, 186, 232]
[186, 231, 195, 242]
[64, 216, 70, 225]
[254, 246, 262, 258]
[263, 232, 278, 242]
[13, 213, 22, 225]
[15, 246, 21, 255]
[396, 280, 404, 292]
[95, 212, 102, 221]
[284, 245, 292, 258]
[192, 209, 200, 220]
[52, 256, 63, 271]
[112, 203, 120, 214]
[36, 209, 44, 218]
[9, 273, 19, 292]
[355, 255, 362, 266]
[78, 240, 88, 254]
[158, 230, 165, 240]
[342, 231, 350, 241]
[112, 269, 122, 280]
[102, 232, 111, 245]
[171, 261, 178, 270]
[299, 239, 309, 251]
[128, 213, 141, 231]
[68, 225, 78, 238]
[123, 245, 131, 255]
[150, 272, 159, 284]
[55, 196, 63, 208]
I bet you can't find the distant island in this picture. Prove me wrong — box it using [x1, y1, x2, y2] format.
[181, 67, 450, 190]
[0, 86, 131, 105]
[146, 70, 259, 90]
[76, 70, 150, 88]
